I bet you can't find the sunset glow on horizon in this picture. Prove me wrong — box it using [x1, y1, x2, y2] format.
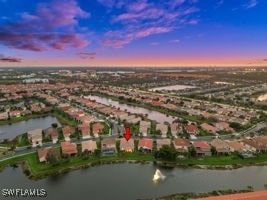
[0, 0, 267, 67]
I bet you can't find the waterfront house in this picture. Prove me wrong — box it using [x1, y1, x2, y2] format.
[173, 138, 191, 153]
[101, 138, 116, 155]
[185, 125, 199, 135]
[242, 136, 267, 152]
[227, 141, 246, 153]
[210, 139, 230, 154]
[9, 110, 21, 118]
[192, 141, 211, 156]
[156, 123, 168, 138]
[37, 147, 52, 162]
[60, 141, 77, 156]
[120, 138, 135, 152]
[156, 139, 171, 150]
[62, 126, 75, 141]
[28, 129, 43, 147]
[92, 122, 105, 137]
[138, 138, 153, 152]
[44, 127, 58, 144]
[200, 123, 218, 135]
[0, 112, 8, 120]
[81, 140, 97, 153]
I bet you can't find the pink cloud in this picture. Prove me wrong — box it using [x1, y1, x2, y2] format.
[136, 27, 172, 38]
[127, 0, 148, 12]
[0, 0, 90, 51]
[77, 52, 97, 59]
[104, 0, 200, 48]
[0, 54, 22, 63]
[0, 32, 89, 52]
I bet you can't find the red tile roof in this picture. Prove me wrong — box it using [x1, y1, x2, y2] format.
[138, 138, 153, 149]
[60, 141, 77, 155]
[62, 126, 75, 136]
[193, 141, 211, 149]
[185, 125, 199, 134]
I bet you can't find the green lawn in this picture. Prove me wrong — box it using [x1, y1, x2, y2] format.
[178, 154, 267, 166]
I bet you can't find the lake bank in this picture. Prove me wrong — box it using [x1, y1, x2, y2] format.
[3, 151, 267, 180]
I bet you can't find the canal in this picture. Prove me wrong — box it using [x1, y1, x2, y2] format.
[85, 95, 176, 124]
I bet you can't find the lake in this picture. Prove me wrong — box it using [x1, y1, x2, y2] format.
[85, 95, 176, 123]
[0, 116, 61, 140]
[1, 164, 267, 200]
[149, 85, 196, 91]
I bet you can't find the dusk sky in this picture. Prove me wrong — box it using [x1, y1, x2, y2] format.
[0, 0, 267, 67]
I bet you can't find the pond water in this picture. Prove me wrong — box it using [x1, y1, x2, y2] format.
[85, 95, 175, 123]
[149, 85, 196, 91]
[0, 116, 61, 140]
[1, 164, 267, 200]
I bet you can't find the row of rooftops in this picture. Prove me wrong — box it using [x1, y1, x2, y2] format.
[37, 135, 267, 162]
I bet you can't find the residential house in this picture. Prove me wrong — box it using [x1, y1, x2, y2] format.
[227, 141, 246, 153]
[101, 138, 116, 155]
[210, 139, 230, 154]
[242, 136, 267, 152]
[173, 138, 191, 153]
[9, 110, 21, 118]
[0, 112, 8, 120]
[200, 123, 218, 135]
[81, 140, 97, 153]
[120, 138, 135, 152]
[156, 123, 168, 138]
[60, 141, 77, 156]
[44, 127, 58, 144]
[138, 138, 153, 152]
[28, 129, 43, 147]
[156, 139, 171, 150]
[185, 125, 199, 135]
[139, 121, 151, 136]
[62, 126, 75, 141]
[92, 122, 105, 137]
[193, 141, 211, 156]
[170, 123, 182, 137]
[215, 122, 233, 132]
[78, 123, 90, 139]
[37, 147, 52, 162]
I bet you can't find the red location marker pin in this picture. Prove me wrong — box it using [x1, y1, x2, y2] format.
[123, 127, 132, 141]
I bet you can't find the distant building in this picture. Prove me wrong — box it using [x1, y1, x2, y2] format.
[23, 78, 49, 84]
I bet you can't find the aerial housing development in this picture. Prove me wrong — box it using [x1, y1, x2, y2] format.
[0, 0, 267, 199]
